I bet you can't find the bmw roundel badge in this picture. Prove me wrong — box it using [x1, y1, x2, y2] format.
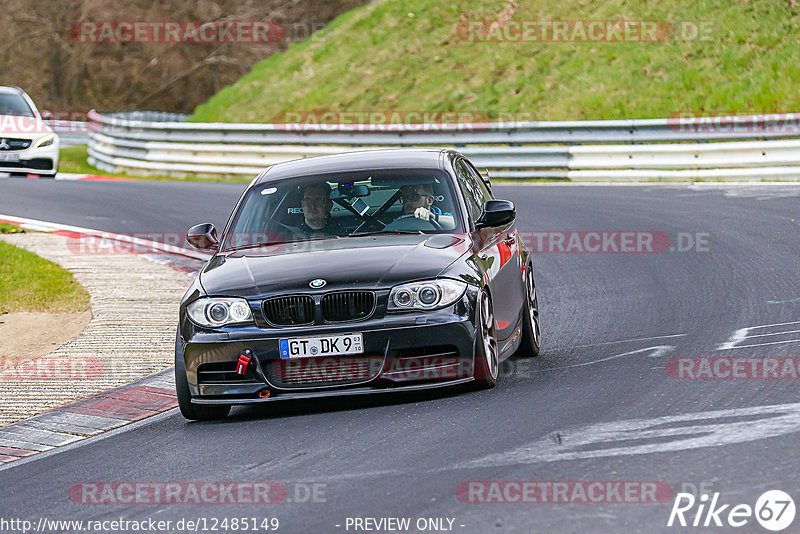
[309, 279, 327, 288]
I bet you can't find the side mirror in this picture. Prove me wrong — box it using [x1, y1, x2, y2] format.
[186, 223, 219, 251]
[475, 200, 515, 230]
[40, 110, 54, 121]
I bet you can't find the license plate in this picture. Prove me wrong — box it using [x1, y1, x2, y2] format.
[279, 333, 363, 358]
[0, 153, 20, 162]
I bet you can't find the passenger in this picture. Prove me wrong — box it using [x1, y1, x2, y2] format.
[399, 184, 455, 230]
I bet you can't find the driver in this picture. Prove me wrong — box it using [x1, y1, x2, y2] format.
[399, 184, 455, 230]
[298, 182, 343, 237]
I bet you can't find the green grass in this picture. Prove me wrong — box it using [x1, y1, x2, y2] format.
[58, 145, 252, 182]
[58, 145, 106, 175]
[190, 0, 800, 122]
[0, 222, 25, 234]
[0, 239, 90, 314]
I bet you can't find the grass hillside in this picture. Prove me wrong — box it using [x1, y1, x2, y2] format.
[0, 225, 90, 313]
[191, 0, 800, 122]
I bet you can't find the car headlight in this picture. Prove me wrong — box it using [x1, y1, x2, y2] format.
[33, 134, 55, 148]
[388, 279, 468, 311]
[186, 297, 254, 327]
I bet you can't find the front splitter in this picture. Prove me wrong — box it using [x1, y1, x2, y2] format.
[191, 377, 475, 405]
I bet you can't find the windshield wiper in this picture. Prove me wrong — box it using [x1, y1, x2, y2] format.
[348, 230, 424, 237]
[225, 242, 285, 252]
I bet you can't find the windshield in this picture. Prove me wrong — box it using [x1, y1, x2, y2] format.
[0, 93, 34, 117]
[222, 169, 464, 251]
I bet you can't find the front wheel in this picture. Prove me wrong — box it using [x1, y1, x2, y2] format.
[175, 329, 231, 421]
[513, 267, 541, 358]
[473, 290, 499, 389]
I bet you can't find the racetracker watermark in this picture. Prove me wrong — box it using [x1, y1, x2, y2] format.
[0, 111, 95, 136]
[63, 231, 296, 256]
[271, 111, 492, 132]
[456, 20, 714, 42]
[68, 482, 325, 504]
[518, 231, 709, 253]
[667, 357, 800, 380]
[270, 355, 475, 383]
[457, 481, 673, 503]
[68, 20, 286, 44]
[0, 356, 103, 380]
[58, 231, 711, 256]
[667, 112, 800, 135]
[0, 517, 280, 533]
[64, 232, 198, 255]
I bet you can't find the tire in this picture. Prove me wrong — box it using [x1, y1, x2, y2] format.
[512, 265, 541, 358]
[37, 173, 56, 179]
[175, 329, 231, 421]
[8, 172, 28, 177]
[473, 290, 499, 389]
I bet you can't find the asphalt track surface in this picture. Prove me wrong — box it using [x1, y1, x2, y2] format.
[1, 178, 800, 533]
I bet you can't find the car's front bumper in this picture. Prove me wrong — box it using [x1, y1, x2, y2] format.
[191, 376, 476, 405]
[179, 289, 479, 405]
[0, 138, 59, 175]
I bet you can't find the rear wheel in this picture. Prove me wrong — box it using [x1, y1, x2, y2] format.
[473, 290, 499, 389]
[513, 266, 541, 358]
[175, 329, 231, 421]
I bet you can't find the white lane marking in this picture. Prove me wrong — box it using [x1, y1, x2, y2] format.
[743, 328, 800, 339]
[717, 321, 800, 350]
[717, 327, 752, 350]
[745, 320, 800, 329]
[104, 403, 800, 481]
[540, 345, 675, 371]
[0, 213, 210, 261]
[0, 173, 90, 180]
[459, 402, 800, 468]
[570, 333, 686, 348]
[767, 297, 800, 305]
[720, 339, 800, 349]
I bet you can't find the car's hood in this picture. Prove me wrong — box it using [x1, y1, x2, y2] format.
[199, 234, 472, 298]
[0, 114, 53, 138]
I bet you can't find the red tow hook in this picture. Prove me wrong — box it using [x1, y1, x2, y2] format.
[236, 349, 253, 375]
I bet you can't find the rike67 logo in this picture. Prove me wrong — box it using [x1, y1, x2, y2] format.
[668, 490, 795, 531]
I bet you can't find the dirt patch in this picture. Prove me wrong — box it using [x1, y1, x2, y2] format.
[0, 311, 91, 360]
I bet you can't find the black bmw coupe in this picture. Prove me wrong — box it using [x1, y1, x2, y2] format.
[176, 148, 540, 420]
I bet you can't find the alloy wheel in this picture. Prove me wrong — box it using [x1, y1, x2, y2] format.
[481, 293, 499, 379]
[527, 271, 541, 348]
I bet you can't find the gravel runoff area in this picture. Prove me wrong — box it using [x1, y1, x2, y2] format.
[0, 231, 190, 427]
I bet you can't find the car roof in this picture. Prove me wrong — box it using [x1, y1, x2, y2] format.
[0, 86, 25, 95]
[254, 148, 459, 184]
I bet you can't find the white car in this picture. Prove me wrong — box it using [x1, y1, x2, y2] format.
[0, 86, 59, 178]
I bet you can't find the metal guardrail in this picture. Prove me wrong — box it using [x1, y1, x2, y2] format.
[86, 110, 800, 180]
[52, 113, 186, 147]
[51, 120, 90, 147]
